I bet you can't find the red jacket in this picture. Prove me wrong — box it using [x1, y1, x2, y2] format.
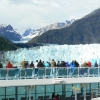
[54, 97, 60, 100]
[87, 61, 91, 67]
[6, 62, 13, 68]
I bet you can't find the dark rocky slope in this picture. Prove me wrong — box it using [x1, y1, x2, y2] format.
[28, 8, 100, 44]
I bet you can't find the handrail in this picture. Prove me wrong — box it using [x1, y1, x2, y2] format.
[0, 67, 99, 80]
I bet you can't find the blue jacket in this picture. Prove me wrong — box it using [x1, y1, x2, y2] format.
[44, 62, 50, 67]
[70, 62, 75, 68]
[65, 62, 70, 67]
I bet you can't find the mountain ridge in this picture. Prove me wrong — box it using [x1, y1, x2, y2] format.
[21, 19, 75, 42]
[28, 8, 100, 44]
[0, 36, 19, 51]
[0, 24, 22, 41]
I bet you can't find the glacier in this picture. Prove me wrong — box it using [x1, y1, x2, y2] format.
[1, 44, 100, 67]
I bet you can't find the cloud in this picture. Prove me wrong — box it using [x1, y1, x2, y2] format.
[10, 0, 33, 5]
[32, 0, 47, 5]
[0, 0, 100, 32]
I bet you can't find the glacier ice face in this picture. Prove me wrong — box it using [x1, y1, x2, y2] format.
[2, 44, 100, 67]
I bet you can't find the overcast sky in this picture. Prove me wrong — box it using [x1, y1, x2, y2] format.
[0, 0, 100, 32]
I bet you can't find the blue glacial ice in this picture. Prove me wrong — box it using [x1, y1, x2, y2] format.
[2, 44, 100, 66]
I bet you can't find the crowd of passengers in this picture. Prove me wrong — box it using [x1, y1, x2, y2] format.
[0, 59, 99, 68]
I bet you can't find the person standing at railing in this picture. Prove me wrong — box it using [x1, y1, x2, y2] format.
[65, 61, 70, 67]
[0, 62, 3, 68]
[83, 61, 87, 67]
[70, 60, 75, 68]
[50, 59, 56, 76]
[44, 61, 50, 68]
[70, 60, 75, 74]
[6, 61, 14, 68]
[30, 61, 34, 68]
[51, 59, 56, 67]
[21, 59, 28, 68]
[56, 61, 61, 67]
[83, 61, 88, 75]
[34, 60, 38, 75]
[6, 61, 14, 75]
[6, 62, 20, 77]
[37, 59, 44, 67]
[60, 61, 66, 67]
[74, 60, 79, 67]
[80, 58, 83, 67]
[94, 61, 98, 67]
[87, 61, 92, 67]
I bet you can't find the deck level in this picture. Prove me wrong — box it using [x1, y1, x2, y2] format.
[0, 67, 100, 100]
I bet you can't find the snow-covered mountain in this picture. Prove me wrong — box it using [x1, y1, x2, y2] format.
[21, 19, 75, 42]
[0, 24, 22, 41]
[22, 29, 35, 37]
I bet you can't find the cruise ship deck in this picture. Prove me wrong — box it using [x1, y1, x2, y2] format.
[0, 67, 100, 100]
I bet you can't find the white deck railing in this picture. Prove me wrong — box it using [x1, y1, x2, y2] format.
[0, 67, 99, 80]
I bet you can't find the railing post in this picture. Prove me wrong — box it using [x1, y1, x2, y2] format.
[62, 84, 66, 98]
[45, 67, 46, 78]
[78, 67, 79, 78]
[28, 86, 31, 100]
[84, 83, 86, 100]
[72, 87, 80, 100]
[88, 68, 89, 77]
[67, 67, 68, 78]
[20, 68, 21, 79]
[6, 68, 8, 80]
[75, 90, 77, 100]
[55, 67, 57, 78]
